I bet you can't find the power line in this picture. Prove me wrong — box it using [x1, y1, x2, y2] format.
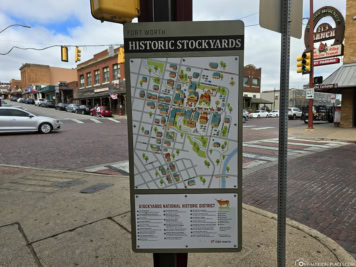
[238, 12, 258, 20]
[0, 44, 122, 56]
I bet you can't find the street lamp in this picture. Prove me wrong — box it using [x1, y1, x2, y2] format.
[0, 24, 31, 34]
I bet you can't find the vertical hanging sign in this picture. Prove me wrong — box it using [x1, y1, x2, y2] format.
[124, 20, 244, 252]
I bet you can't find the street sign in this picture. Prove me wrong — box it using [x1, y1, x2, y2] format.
[124, 20, 244, 253]
[259, 0, 303, 39]
[315, 83, 338, 91]
[314, 58, 340, 67]
[306, 88, 314, 99]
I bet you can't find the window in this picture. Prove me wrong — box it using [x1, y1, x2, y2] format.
[243, 77, 249, 86]
[94, 70, 100, 85]
[103, 67, 109, 83]
[80, 74, 85, 88]
[86, 72, 92, 86]
[11, 110, 30, 116]
[253, 95, 256, 98]
[252, 78, 260, 87]
[0, 109, 12, 116]
[113, 64, 120, 80]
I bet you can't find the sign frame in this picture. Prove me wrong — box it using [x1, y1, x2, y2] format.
[124, 20, 244, 253]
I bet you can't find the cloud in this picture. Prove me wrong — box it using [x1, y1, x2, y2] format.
[0, 0, 347, 91]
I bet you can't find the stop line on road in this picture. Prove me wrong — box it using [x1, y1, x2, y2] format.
[61, 118, 121, 124]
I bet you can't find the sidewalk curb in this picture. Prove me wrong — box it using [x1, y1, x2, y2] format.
[0, 164, 129, 178]
[243, 204, 356, 264]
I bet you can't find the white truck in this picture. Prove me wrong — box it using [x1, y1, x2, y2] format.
[288, 107, 302, 120]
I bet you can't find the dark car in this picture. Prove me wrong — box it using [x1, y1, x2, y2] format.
[76, 105, 91, 115]
[25, 98, 35, 104]
[55, 103, 68, 111]
[10, 96, 18, 101]
[65, 104, 80, 113]
[40, 100, 55, 108]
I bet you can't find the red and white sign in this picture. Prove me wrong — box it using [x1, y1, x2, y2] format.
[314, 44, 343, 60]
[94, 87, 109, 93]
[314, 58, 340, 67]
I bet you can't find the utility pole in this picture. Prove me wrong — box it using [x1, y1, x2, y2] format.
[139, 4, 192, 267]
[307, 0, 314, 129]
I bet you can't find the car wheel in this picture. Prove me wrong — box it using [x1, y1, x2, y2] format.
[293, 114, 296, 120]
[82, 111, 84, 115]
[243, 117, 246, 123]
[257, 115, 260, 118]
[39, 123, 52, 134]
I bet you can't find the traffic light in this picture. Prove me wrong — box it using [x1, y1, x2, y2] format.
[61, 46, 68, 62]
[118, 47, 125, 64]
[75, 47, 81, 62]
[297, 52, 312, 74]
[90, 0, 140, 24]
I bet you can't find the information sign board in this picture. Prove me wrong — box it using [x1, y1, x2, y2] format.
[306, 88, 314, 99]
[124, 20, 243, 252]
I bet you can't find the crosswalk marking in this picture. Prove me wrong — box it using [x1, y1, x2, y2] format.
[107, 118, 121, 123]
[71, 119, 84, 124]
[260, 139, 332, 148]
[251, 127, 275, 130]
[243, 125, 256, 128]
[90, 118, 102, 123]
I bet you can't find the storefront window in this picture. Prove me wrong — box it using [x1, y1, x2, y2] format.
[243, 76, 249, 86]
[113, 64, 120, 80]
[252, 78, 260, 87]
[94, 70, 100, 85]
[80, 75, 85, 88]
[103, 67, 109, 83]
[86, 72, 92, 86]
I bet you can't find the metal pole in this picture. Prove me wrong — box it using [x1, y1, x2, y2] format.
[307, 0, 314, 129]
[278, 0, 291, 266]
[139, 0, 191, 266]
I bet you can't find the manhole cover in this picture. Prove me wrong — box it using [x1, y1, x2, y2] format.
[80, 184, 113, 194]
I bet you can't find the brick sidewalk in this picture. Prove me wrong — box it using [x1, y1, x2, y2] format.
[243, 143, 356, 256]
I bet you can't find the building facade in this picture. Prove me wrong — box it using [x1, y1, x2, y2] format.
[242, 64, 271, 110]
[318, 0, 356, 128]
[262, 89, 335, 110]
[75, 47, 126, 115]
[19, 64, 77, 101]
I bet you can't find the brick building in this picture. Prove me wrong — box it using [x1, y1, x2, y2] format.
[243, 64, 272, 110]
[75, 47, 126, 115]
[9, 79, 22, 97]
[319, 0, 356, 128]
[19, 64, 77, 101]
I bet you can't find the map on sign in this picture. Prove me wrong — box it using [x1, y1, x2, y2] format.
[130, 56, 239, 189]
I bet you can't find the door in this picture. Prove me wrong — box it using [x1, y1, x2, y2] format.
[0, 109, 14, 132]
[10, 109, 38, 131]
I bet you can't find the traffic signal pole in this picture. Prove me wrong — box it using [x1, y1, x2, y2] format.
[308, 0, 314, 129]
[139, 1, 192, 266]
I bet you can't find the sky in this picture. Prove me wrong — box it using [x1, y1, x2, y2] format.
[0, 0, 347, 91]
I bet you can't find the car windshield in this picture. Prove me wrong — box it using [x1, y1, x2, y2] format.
[79, 105, 86, 108]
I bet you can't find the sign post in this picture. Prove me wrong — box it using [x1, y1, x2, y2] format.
[124, 20, 244, 258]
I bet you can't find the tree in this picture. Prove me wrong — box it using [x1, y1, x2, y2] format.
[224, 141, 227, 146]
[142, 153, 146, 159]
[215, 100, 220, 106]
[160, 179, 164, 185]
[202, 178, 206, 184]
[149, 111, 153, 118]
[200, 176, 203, 181]
[140, 80, 143, 87]
[220, 74, 224, 80]
[176, 150, 180, 156]
[207, 161, 210, 168]
[144, 155, 149, 162]
[226, 166, 230, 173]
[221, 144, 226, 150]
[229, 106, 233, 113]
[181, 132, 184, 138]
[216, 159, 220, 165]
[154, 127, 158, 133]
[209, 149, 213, 154]
[154, 65, 158, 71]
[172, 154, 176, 160]
[155, 171, 159, 177]
[222, 154, 226, 160]
[141, 126, 145, 132]
[148, 68, 152, 74]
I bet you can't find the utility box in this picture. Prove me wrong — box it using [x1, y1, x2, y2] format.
[90, 0, 140, 23]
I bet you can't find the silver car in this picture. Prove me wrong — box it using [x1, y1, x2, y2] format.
[0, 107, 61, 134]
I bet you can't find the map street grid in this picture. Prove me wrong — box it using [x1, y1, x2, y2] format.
[130, 56, 239, 190]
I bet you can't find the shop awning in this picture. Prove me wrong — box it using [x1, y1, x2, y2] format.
[251, 98, 273, 104]
[320, 62, 356, 93]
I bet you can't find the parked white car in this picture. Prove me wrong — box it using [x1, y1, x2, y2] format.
[0, 107, 61, 134]
[288, 107, 302, 120]
[249, 110, 269, 118]
[35, 98, 45, 106]
[268, 110, 279, 117]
